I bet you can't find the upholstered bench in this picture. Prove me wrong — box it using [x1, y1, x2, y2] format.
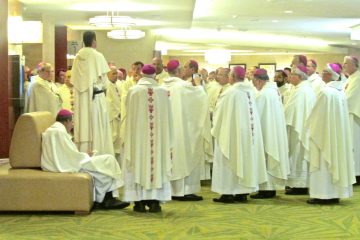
[0, 112, 93, 214]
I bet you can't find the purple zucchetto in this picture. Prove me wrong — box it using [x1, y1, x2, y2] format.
[141, 64, 156, 75]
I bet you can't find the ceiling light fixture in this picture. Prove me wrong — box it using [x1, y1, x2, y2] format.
[284, 10, 293, 14]
[205, 50, 231, 64]
[107, 30, 145, 40]
[89, 13, 135, 28]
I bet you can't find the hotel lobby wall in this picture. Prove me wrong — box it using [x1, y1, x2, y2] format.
[67, 30, 157, 70]
[164, 53, 347, 73]
[23, 44, 42, 70]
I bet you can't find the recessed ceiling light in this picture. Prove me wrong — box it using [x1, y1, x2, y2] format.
[284, 10, 293, 14]
[272, 20, 279, 23]
[232, 15, 238, 19]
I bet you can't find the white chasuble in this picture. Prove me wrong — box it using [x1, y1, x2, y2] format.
[28, 77, 62, 119]
[106, 80, 122, 154]
[306, 85, 355, 198]
[211, 82, 267, 193]
[163, 79, 213, 180]
[256, 82, 290, 190]
[123, 77, 172, 201]
[345, 70, 360, 175]
[284, 81, 316, 187]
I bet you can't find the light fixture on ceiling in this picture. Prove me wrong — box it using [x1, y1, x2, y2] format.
[205, 50, 231, 64]
[89, 13, 135, 28]
[351, 24, 360, 40]
[107, 30, 145, 40]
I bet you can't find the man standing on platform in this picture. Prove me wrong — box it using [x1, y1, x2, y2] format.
[211, 66, 267, 203]
[251, 69, 290, 199]
[123, 64, 173, 212]
[163, 60, 213, 201]
[71, 31, 114, 155]
[306, 64, 355, 204]
[284, 66, 316, 195]
[344, 56, 360, 184]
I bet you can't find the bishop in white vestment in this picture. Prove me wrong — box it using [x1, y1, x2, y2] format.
[306, 64, 355, 204]
[284, 66, 316, 195]
[251, 69, 290, 199]
[41, 109, 129, 209]
[306, 59, 325, 94]
[123, 65, 173, 213]
[211, 66, 267, 203]
[274, 70, 291, 105]
[71, 31, 114, 155]
[163, 60, 213, 201]
[58, 70, 74, 111]
[106, 66, 122, 157]
[28, 63, 62, 119]
[344, 56, 360, 184]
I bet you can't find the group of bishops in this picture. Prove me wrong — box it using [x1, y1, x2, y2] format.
[26, 30, 360, 212]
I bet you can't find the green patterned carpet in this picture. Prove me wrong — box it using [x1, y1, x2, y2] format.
[1, 182, 360, 240]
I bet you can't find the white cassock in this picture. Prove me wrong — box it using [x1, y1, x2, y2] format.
[327, 80, 345, 91]
[106, 80, 122, 155]
[28, 76, 62, 119]
[120, 76, 137, 146]
[162, 76, 213, 196]
[41, 122, 123, 202]
[211, 82, 267, 194]
[155, 70, 170, 85]
[278, 83, 292, 105]
[345, 70, 360, 175]
[206, 81, 222, 114]
[306, 84, 355, 199]
[308, 73, 325, 95]
[123, 77, 172, 202]
[284, 81, 316, 188]
[256, 82, 290, 190]
[24, 75, 40, 113]
[58, 84, 74, 111]
[71, 47, 114, 155]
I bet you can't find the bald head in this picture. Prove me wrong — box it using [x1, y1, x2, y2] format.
[107, 66, 118, 83]
[152, 57, 164, 75]
[343, 56, 359, 76]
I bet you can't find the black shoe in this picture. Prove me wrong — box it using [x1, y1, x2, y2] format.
[355, 176, 360, 185]
[172, 194, 203, 201]
[171, 196, 184, 201]
[213, 195, 235, 203]
[250, 190, 276, 199]
[234, 194, 248, 203]
[147, 200, 162, 213]
[285, 188, 308, 195]
[103, 199, 130, 210]
[101, 192, 130, 210]
[92, 202, 102, 210]
[307, 198, 339, 205]
[133, 201, 146, 212]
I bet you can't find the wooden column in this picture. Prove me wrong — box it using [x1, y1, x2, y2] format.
[0, 0, 10, 158]
[55, 25, 67, 72]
